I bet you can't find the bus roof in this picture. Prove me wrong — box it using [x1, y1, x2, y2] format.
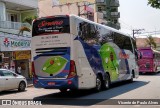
[69, 14, 132, 39]
[35, 14, 133, 39]
[138, 47, 160, 54]
[138, 47, 152, 50]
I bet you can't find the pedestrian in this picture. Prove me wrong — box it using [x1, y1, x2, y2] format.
[10, 66, 15, 72]
[17, 66, 21, 75]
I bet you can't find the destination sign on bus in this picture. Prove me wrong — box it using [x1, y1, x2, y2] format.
[38, 21, 64, 28]
[32, 16, 70, 36]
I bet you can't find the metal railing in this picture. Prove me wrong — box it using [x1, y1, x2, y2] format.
[0, 20, 30, 30]
[107, 21, 120, 30]
[110, 0, 120, 7]
[96, 0, 106, 5]
[111, 12, 120, 18]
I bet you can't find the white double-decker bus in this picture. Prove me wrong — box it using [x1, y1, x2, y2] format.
[31, 15, 139, 92]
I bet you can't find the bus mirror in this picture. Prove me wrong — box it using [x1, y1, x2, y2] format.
[138, 51, 142, 59]
[139, 54, 142, 59]
[136, 50, 142, 59]
[135, 50, 138, 59]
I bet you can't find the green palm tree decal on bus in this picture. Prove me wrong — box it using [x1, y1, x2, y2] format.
[42, 56, 68, 74]
[99, 43, 119, 81]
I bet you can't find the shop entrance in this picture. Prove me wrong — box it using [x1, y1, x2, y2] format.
[15, 59, 29, 78]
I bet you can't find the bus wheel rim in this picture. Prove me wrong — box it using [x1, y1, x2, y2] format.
[96, 78, 101, 90]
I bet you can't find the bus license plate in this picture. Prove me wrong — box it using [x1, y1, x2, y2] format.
[48, 82, 55, 85]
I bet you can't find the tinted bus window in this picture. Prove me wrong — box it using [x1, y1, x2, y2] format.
[78, 21, 100, 44]
[123, 37, 133, 52]
[114, 33, 125, 49]
[32, 16, 70, 36]
[141, 50, 153, 58]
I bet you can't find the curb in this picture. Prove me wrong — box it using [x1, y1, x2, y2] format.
[27, 84, 33, 87]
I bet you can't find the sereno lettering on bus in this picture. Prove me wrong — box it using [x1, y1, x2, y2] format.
[38, 21, 63, 28]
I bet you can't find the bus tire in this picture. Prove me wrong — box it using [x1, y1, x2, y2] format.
[102, 73, 110, 90]
[95, 75, 102, 92]
[129, 71, 134, 83]
[59, 89, 67, 92]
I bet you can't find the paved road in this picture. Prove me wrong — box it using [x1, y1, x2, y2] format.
[1, 73, 160, 108]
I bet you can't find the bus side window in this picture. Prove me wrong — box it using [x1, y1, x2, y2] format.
[134, 50, 138, 60]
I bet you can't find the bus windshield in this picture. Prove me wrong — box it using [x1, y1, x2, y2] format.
[32, 16, 70, 36]
[140, 49, 153, 58]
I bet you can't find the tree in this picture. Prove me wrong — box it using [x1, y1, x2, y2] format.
[145, 35, 157, 49]
[148, 0, 160, 9]
[18, 16, 37, 36]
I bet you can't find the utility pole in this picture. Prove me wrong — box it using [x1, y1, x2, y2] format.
[77, 2, 95, 17]
[133, 29, 145, 38]
[78, 4, 80, 16]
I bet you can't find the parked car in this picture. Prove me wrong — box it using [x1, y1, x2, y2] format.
[0, 69, 27, 92]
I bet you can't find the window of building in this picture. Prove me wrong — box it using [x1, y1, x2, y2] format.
[7, 13, 19, 22]
[110, 8, 117, 12]
[113, 19, 118, 24]
[98, 7, 102, 12]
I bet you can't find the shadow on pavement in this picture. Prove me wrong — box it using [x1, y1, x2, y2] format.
[0, 90, 27, 96]
[33, 80, 149, 106]
[139, 72, 160, 76]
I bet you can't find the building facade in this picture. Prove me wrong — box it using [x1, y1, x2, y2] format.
[96, 0, 120, 29]
[136, 37, 160, 51]
[38, 0, 120, 29]
[0, 0, 38, 78]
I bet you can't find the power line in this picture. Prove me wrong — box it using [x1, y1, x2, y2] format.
[140, 30, 160, 34]
[119, 19, 134, 30]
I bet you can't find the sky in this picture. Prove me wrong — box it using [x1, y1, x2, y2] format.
[119, 0, 160, 37]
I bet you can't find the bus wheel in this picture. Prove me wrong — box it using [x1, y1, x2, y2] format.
[129, 76, 133, 83]
[95, 76, 102, 92]
[102, 74, 110, 90]
[59, 89, 67, 92]
[129, 72, 134, 83]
